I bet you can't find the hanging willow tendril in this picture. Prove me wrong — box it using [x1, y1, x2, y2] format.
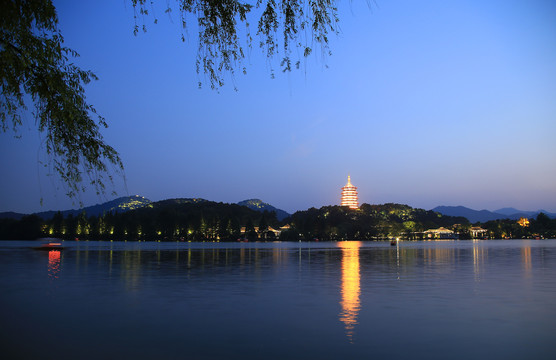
[130, 0, 341, 90]
[1, 0, 123, 205]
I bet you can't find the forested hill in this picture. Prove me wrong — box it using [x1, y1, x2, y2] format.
[237, 199, 290, 220]
[35, 195, 152, 219]
[433, 205, 556, 222]
[286, 203, 469, 241]
[0, 198, 280, 241]
[1, 201, 469, 241]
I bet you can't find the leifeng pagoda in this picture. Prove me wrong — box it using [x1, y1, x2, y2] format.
[341, 176, 359, 209]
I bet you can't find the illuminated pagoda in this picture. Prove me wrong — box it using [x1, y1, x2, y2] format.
[341, 175, 359, 209]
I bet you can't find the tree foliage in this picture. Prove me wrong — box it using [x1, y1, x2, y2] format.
[481, 213, 556, 239]
[0, 0, 123, 201]
[5, 201, 556, 241]
[287, 203, 470, 240]
[4, 199, 277, 241]
[130, 0, 340, 89]
[1, 0, 343, 203]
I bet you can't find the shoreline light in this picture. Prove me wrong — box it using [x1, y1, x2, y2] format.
[341, 175, 359, 209]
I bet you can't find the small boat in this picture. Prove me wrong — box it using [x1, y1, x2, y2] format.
[33, 240, 64, 251]
[390, 238, 399, 246]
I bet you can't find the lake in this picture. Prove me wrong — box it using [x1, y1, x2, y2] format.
[1, 240, 555, 359]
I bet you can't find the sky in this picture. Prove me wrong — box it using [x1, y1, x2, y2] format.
[1, 0, 555, 215]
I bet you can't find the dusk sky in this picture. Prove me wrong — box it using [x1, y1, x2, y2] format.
[1, 0, 555, 214]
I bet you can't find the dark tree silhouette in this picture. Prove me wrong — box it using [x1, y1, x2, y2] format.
[1, 0, 123, 203]
[1, 0, 347, 202]
[131, 0, 341, 89]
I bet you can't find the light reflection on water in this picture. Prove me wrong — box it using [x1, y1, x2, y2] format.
[47, 250, 61, 279]
[0, 240, 555, 359]
[338, 241, 361, 342]
[473, 239, 487, 281]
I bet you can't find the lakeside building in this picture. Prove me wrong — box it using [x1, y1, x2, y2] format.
[424, 227, 458, 239]
[470, 227, 488, 239]
[239, 225, 290, 239]
[341, 176, 359, 209]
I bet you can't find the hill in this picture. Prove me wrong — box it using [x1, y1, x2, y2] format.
[433, 206, 556, 222]
[432, 206, 505, 223]
[38, 198, 271, 241]
[0, 212, 26, 220]
[284, 203, 469, 241]
[35, 195, 152, 219]
[494, 207, 556, 219]
[494, 207, 530, 216]
[237, 199, 290, 221]
[154, 198, 209, 206]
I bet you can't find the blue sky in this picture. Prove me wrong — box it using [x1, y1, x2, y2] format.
[1, 0, 555, 214]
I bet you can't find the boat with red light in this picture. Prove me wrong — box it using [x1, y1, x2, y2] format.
[33, 239, 64, 251]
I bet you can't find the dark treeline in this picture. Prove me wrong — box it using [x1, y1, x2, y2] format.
[0, 201, 462, 241]
[1, 200, 554, 241]
[478, 212, 556, 239]
[18, 199, 279, 241]
[284, 203, 469, 241]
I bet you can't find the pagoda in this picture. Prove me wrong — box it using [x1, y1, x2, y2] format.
[341, 175, 359, 209]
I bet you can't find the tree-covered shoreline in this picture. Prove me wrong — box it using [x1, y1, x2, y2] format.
[2, 199, 555, 241]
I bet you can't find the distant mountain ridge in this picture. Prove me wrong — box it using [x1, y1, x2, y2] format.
[237, 199, 290, 221]
[34, 195, 153, 219]
[493, 207, 556, 218]
[0, 212, 26, 220]
[494, 207, 526, 216]
[154, 198, 209, 206]
[0, 196, 291, 221]
[1, 196, 551, 224]
[433, 206, 556, 223]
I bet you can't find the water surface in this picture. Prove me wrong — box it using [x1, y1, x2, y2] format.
[1, 240, 555, 359]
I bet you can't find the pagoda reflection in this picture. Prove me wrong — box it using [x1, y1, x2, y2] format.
[338, 241, 361, 343]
